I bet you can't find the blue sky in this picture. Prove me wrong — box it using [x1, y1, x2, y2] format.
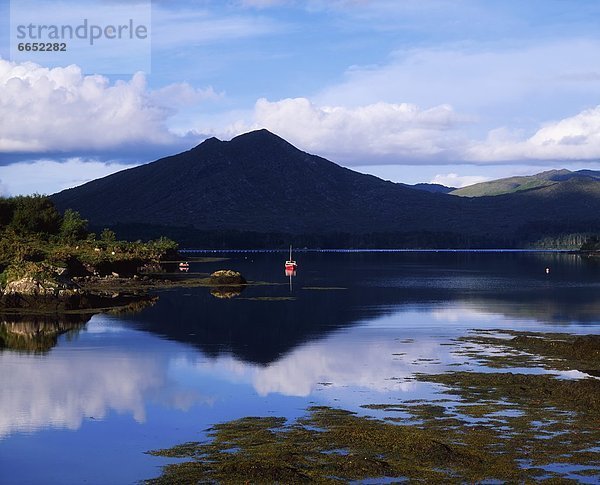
[1, 0, 600, 194]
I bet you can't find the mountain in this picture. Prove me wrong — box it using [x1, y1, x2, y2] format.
[51, 130, 465, 235]
[51, 130, 600, 248]
[451, 169, 600, 197]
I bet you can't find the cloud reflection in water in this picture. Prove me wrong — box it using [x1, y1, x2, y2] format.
[0, 318, 210, 438]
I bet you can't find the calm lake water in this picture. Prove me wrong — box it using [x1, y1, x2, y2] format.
[1, 251, 599, 484]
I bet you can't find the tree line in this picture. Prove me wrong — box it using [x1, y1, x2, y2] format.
[0, 195, 178, 277]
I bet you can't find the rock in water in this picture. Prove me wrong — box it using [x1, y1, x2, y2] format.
[3, 276, 80, 297]
[1, 275, 81, 310]
[209, 270, 247, 285]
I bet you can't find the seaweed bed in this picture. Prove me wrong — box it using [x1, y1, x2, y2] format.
[147, 406, 501, 484]
[454, 329, 600, 376]
[147, 331, 600, 483]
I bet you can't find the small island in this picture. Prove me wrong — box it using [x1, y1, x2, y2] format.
[0, 195, 246, 314]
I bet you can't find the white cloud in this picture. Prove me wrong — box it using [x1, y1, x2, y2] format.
[0, 58, 213, 154]
[467, 105, 600, 162]
[223, 96, 600, 166]
[430, 173, 489, 188]
[230, 97, 469, 163]
[0, 158, 138, 195]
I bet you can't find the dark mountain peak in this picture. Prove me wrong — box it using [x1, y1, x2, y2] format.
[192, 136, 223, 151]
[228, 129, 300, 153]
[231, 128, 283, 143]
[190, 130, 300, 158]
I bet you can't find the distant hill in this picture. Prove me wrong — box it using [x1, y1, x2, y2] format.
[451, 169, 600, 197]
[407, 183, 455, 194]
[51, 130, 600, 248]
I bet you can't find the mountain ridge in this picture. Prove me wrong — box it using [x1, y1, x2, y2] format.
[450, 169, 600, 197]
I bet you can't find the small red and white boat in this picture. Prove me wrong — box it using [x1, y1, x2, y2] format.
[284, 245, 297, 270]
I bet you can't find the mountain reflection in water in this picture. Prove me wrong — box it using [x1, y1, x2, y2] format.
[116, 252, 600, 365]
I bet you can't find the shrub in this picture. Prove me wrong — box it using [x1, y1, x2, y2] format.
[100, 228, 117, 243]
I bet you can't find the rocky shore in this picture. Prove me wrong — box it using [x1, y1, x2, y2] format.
[0, 262, 248, 314]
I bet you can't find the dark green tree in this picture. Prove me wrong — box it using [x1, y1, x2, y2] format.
[9, 195, 61, 236]
[59, 209, 88, 242]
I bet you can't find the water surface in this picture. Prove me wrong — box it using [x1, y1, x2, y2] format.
[1, 251, 599, 484]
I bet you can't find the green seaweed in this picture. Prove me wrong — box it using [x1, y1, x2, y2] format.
[147, 406, 524, 484]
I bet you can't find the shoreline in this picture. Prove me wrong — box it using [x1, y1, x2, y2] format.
[0, 269, 261, 316]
